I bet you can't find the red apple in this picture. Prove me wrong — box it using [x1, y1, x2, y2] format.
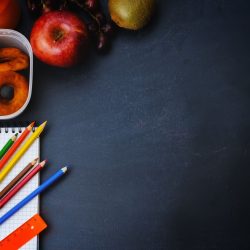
[30, 10, 89, 67]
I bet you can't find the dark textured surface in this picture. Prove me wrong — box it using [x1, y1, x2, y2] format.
[10, 0, 250, 249]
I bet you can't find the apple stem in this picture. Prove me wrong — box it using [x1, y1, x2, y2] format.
[53, 30, 65, 42]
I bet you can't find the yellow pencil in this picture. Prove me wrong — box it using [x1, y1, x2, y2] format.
[0, 121, 47, 182]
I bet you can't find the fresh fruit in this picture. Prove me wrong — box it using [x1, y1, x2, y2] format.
[27, 0, 68, 17]
[97, 32, 108, 51]
[85, 0, 98, 11]
[0, 0, 21, 29]
[27, 0, 114, 52]
[69, 0, 114, 51]
[30, 10, 89, 67]
[108, 0, 155, 30]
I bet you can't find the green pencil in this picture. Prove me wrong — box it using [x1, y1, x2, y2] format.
[0, 133, 18, 160]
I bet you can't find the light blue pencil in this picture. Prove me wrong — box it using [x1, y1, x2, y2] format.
[0, 167, 68, 225]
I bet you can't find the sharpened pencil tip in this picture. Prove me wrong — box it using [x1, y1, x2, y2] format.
[40, 160, 47, 167]
[32, 158, 39, 165]
[40, 121, 47, 129]
[61, 167, 68, 173]
[12, 133, 18, 141]
[28, 122, 35, 131]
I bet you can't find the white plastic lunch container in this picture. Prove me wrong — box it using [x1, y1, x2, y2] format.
[0, 29, 33, 120]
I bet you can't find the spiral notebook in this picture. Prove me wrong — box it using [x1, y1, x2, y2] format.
[0, 127, 40, 250]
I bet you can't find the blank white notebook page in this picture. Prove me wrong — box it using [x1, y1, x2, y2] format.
[0, 128, 40, 250]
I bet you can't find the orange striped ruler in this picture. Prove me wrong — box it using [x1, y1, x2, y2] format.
[0, 214, 47, 250]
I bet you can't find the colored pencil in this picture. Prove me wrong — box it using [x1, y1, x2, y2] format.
[0, 166, 68, 224]
[0, 133, 18, 160]
[0, 122, 35, 171]
[0, 160, 46, 208]
[0, 158, 38, 200]
[0, 121, 46, 183]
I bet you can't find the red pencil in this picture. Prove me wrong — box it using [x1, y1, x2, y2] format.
[0, 160, 46, 209]
[0, 122, 35, 171]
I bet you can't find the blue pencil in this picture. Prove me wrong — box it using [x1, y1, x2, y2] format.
[0, 167, 68, 225]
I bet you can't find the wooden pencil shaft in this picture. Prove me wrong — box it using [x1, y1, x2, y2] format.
[0, 163, 44, 208]
[0, 122, 46, 182]
[0, 166, 66, 224]
[0, 134, 17, 160]
[0, 159, 38, 199]
[0, 122, 34, 171]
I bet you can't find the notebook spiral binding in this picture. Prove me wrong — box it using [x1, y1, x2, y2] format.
[0, 121, 35, 133]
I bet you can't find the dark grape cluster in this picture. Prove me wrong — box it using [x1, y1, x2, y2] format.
[27, 0, 114, 51]
[27, 0, 66, 16]
[71, 0, 114, 51]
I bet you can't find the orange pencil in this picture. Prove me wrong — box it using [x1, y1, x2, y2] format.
[0, 122, 35, 171]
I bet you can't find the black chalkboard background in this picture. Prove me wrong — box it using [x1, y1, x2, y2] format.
[9, 0, 250, 249]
